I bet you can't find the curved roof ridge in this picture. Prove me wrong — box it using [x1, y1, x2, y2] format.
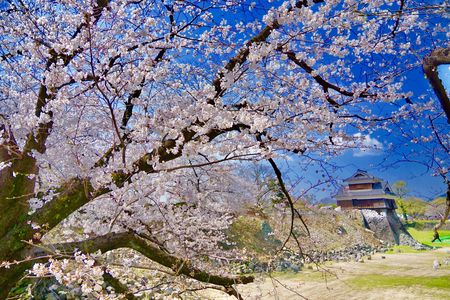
[343, 169, 382, 183]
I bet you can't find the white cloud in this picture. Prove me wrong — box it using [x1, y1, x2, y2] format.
[353, 133, 384, 157]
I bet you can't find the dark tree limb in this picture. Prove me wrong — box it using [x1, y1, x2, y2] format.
[254, 134, 308, 255]
[27, 232, 254, 292]
[280, 49, 378, 107]
[210, 0, 324, 103]
[423, 47, 450, 123]
[423, 47, 450, 233]
[433, 182, 450, 235]
[103, 271, 137, 300]
[390, 0, 405, 38]
[23, 0, 111, 156]
[267, 157, 309, 253]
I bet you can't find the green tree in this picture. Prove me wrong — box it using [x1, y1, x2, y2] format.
[393, 181, 410, 222]
[267, 178, 286, 205]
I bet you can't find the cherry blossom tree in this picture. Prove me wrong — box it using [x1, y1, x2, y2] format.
[0, 0, 449, 298]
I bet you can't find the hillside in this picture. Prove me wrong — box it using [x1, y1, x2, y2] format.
[228, 205, 382, 263]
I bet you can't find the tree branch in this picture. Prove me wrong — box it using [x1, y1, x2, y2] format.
[103, 271, 137, 300]
[31, 123, 251, 245]
[433, 182, 450, 234]
[31, 232, 254, 288]
[210, 0, 324, 103]
[22, 0, 110, 155]
[255, 134, 308, 255]
[423, 47, 450, 123]
[281, 49, 376, 107]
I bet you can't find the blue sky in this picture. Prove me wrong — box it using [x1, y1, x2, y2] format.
[326, 147, 446, 200]
[217, 2, 450, 201]
[289, 65, 450, 201]
[282, 149, 447, 202]
[271, 64, 450, 202]
[439, 64, 450, 94]
[338, 65, 450, 199]
[210, 2, 450, 201]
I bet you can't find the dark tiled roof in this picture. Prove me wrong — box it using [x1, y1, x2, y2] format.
[335, 170, 395, 200]
[343, 169, 382, 183]
[335, 187, 394, 197]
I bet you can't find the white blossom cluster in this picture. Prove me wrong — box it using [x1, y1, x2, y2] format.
[30, 251, 118, 298]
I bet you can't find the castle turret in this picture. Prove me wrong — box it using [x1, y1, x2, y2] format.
[335, 169, 396, 210]
[335, 170, 423, 247]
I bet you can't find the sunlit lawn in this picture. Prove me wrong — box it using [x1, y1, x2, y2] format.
[407, 228, 450, 247]
[347, 274, 450, 290]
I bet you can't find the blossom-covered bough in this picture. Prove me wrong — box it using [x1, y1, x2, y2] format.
[0, 0, 449, 298]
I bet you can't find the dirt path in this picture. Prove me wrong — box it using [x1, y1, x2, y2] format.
[203, 248, 450, 300]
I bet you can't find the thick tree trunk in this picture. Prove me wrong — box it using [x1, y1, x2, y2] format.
[433, 183, 450, 235]
[0, 129, 39, 298]
[0, 261, 36, 299]
[423, 47, 450, 234]
[0, 176, 94, 297]
[423, 47, 450, 123]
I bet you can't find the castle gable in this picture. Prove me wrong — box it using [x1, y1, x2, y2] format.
[335, 170, 397, 210]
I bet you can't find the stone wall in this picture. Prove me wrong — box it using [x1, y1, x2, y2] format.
[360, 209, 424, 248]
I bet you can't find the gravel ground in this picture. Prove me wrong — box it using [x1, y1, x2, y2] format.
[202, 247, 450, 300]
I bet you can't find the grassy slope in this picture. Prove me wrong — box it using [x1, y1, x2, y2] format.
[226, 216, 281, 257]
[228, 208, 382, 260]
[406, 219, 450, 230]
[407, 228, 450, 247]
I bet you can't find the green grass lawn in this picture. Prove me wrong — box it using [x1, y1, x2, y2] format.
[407, 228, 450, 247]
[347, 274, 450, 290]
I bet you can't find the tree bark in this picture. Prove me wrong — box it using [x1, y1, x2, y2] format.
[423, 47, 450, 234]
[433, 182, 450, 235]
[423, 47, 450, 123]
[7, 232, 253, 299]
[30, 232, 255, 287]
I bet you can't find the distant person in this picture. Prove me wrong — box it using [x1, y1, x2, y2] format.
[431, 231, 442, 243]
